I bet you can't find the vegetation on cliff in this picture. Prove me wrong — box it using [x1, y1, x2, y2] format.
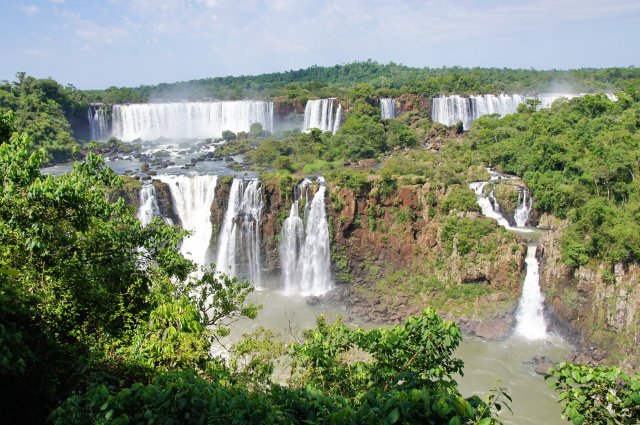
[0, 74, 89, 161]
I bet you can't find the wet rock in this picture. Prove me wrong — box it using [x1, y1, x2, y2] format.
[475, 318, 512, 340]
[591, 349, 607, 361]
[535, 363, 554, 375]
[141, 162, 150, 173]
[306, 296, 322, 306]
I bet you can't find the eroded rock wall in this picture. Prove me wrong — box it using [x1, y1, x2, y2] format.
[539, 223, 640, 369]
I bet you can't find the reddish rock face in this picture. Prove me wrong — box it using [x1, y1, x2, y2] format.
[396, 94, 431, 114]
[273, 98, 305, 120]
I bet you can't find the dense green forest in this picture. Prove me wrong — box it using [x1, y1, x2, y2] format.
[83, 61, 640, 103]
[0, 73, 89, 162]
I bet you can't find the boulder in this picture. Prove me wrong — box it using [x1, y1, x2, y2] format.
[475, 318, 512, 340]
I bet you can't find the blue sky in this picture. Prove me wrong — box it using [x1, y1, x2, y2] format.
[1, 0, 639, 89]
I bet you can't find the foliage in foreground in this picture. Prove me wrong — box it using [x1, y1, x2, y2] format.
[51, 309, 505, 425]
[547, 362, 640, 425]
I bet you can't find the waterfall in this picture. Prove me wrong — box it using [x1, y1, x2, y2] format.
[469, 170, 534, 232]
[471, 171, 547, 340]
[215, 179, 263, 286]
[432, 94, 525, 130]
[88, 105, 109, 140]
[514, 245, 548, 339]
[380, 98, 396, 119]
[280, 178, 332, 296]
[469, 172, 513, 230]
[156, 174, 218, 266]
[514, 189, 533, 227]
[111, 101, 274, 141]
[281, 179, 310, 294]
[138, 183, 161, 227]
[303, 99, 342, 134]
[333, 104, 342, 134]
[536, 93, 580, 109]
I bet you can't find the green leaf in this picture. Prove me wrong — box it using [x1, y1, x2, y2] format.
[387, 407, 400, 423]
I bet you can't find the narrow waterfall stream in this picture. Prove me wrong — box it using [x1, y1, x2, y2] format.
[280, 177, 332, 296]
[514, 245, 548, 339]
[137, 183, 161, 227]
[514, 189, 533, 227]
[215, 178, 264, 286]
[380, 98, 396, 119]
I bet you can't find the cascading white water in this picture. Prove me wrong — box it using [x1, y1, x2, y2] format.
[469, 171, 513, 230]
[471, 170, 547, 340]
[333, 104, 342, 134]
[303, 99, 342, 134]
[138, 183, 161, 227]
[514, 189, 533, 227]
[280, 178, 331, 296]
[156, 174, 218, 266]
[536, 93, 580, 110]
[432, 94, 525, 130]
[514, 245, 548, 339]
[469, 169, 533, 232]
[281, 179, 309, 294]
[215, 179, 263, 286]
[88, 105, 109, 140]
[111, 101, 274, 141]
[380, 98, 396, 119]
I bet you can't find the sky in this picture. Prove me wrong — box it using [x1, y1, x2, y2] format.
[1, 0, 639, 90]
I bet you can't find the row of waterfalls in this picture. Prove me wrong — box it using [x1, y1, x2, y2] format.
[88, 98, 345, 142]
[470, 170, 547, 340]
[433, 92, 617, 130]
[138, 174, 332, 296]
[88, 93, 614, 142]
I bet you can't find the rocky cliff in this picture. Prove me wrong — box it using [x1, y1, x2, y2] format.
[539, 222, 640, 369]
[323, 179, 526, 334]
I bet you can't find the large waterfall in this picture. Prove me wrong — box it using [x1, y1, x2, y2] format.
[280, 178, 332, 296]
[138, 183, 161, 227]
[380, 98, 396, 119]
[432, 94, 526, 130]
[302, 98, 342, 134]
[156, 174, 218, 266]
[88, 105, 109, 141]
[514, 245, 548, 339]
[215, 179, 263, 286]
[111, 101, 274, 141]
